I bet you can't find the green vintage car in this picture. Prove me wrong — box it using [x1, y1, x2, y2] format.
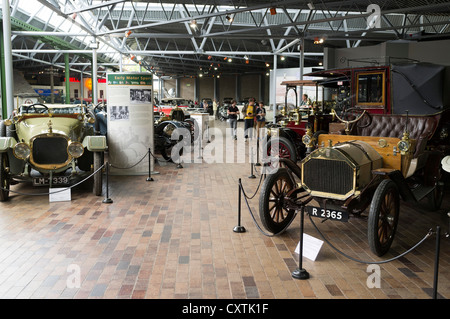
[0, 103, 108, 201]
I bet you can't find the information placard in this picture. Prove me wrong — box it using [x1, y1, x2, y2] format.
[294, 233, 324, 261]
[106, 73, 154, 175]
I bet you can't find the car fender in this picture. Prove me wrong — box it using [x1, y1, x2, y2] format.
[82, 135, 108, 152]
[0, 137, 18, 152]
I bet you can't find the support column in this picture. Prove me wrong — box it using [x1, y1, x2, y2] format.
[299, 38, 304, 101]
[50, 66, 55, 104]
[0, 24, 7, 119]
[65, 53, 70, 104]
[272, 54, 278, 123]
[92, 43, 98, 105]
[2, 0, 14, 117]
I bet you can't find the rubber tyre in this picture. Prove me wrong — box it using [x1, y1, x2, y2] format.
[0, 152, 10, 201]
[266, 136, 297, 162]
[368, 179, 400, 256]
[259, 167, 296, 234]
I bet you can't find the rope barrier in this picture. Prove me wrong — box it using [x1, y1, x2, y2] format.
[307, 214, 433, 265]
[237, 177, 436, 264]
[0, 163, 105, 196]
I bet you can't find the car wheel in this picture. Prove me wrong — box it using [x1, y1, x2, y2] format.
[266, 136, 297, 162]
[259, 167, 296, 234]
[0, 152, 10, 201]
[367, 179, 400, 256]
[93, 151, 103, 196]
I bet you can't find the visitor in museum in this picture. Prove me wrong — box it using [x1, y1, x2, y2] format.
[242, 97, 256, 142]
[213, 99, 218, 119]
[300, 94, 311, 107]
[227, 100, 240, 140]
[255, 101, 266, 139]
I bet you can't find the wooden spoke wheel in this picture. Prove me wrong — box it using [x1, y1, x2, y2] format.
[368, 179, 400, 256]
[259, 167, 296, 234]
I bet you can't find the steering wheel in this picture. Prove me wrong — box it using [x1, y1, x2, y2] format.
[334, 107, 372, 134]
[23, 103, 50, 114]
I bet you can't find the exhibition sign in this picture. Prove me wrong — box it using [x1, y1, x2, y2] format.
[106, 73, 154, 175]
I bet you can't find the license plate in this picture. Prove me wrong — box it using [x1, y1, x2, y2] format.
[306, 206, 349, 222]
[33, 176, 70, 186]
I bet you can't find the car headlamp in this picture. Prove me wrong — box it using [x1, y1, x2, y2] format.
[163, 123, 176, 137]
[270, 128, 279, 137]
[67, 141, 84, 158]
[397, 132, 411, 154]
[13, 143, 31, 160]
[302, 134, 312, 146]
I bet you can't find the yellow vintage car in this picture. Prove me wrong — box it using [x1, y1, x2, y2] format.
[259, 110, 447, 256]
[0, 103, 107, 201]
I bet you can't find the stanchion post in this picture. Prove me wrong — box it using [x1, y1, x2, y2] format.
[249, 146, 256, 179]
[432, 226, 441, 299]
[292, 206, 309, 280]
[255, 139, 261, 166]
[102, 162, 113, 204]
[233, 178, 246, 233]
[146, 148, 154, 181]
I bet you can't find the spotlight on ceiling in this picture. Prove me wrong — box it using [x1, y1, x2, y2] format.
[314, 37, 324, 44]
[125, 30, 132, 38]
[226, 15, 233, 22]
[190, 20, 198, 30]
[307, 2, 315, 10]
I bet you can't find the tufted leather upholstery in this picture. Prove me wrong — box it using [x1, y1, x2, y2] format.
[356, 113, 441, 158]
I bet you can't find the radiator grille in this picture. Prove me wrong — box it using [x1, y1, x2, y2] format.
[303, 158, 353, 195]
[32, 137, 69, 165]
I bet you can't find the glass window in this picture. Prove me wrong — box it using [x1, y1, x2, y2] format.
[356, 72, 384, 105]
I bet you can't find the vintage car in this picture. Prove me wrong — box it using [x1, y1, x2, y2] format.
[155, 98, 191, 117]
[265, 80, 337, 162]
[153, 108, 198, 161]
[0, 103, 108, 201]
[259, 109, 448, 256]
[265, 62, 450, 162]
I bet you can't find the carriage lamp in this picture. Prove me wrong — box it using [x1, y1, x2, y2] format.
[67, 142, 84, 158]
[13, 142, 31, 160]
[397, 131, 411, 155]
[302, 127, 313, 148]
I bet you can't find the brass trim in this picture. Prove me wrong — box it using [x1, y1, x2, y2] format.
[29, 133, 73, 170]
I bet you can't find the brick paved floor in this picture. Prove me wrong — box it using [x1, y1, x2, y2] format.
[0, 120, 448, 299]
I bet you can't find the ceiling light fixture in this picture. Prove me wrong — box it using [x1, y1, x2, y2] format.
[125, 30, 132, 38]
[314, 37, 324, 44]
[280, 56, 285, 61]
[307, 2, 315, 10]
[226, 15, 233, 22]
[190, 20, 198, 30]
[228, 58, 232, 62]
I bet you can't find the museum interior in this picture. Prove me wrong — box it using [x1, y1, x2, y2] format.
[0, 0, 449, 303]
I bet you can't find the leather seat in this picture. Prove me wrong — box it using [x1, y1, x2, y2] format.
[356, 113, 441, 158]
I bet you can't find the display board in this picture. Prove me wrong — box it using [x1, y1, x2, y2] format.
[106, 72, 154, 175]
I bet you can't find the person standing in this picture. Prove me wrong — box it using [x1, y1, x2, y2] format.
[227, 100, 240, 140]
[255, 101, 266, 139]
[213, 99, 218, 119]
[242, 98, 256, 141]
